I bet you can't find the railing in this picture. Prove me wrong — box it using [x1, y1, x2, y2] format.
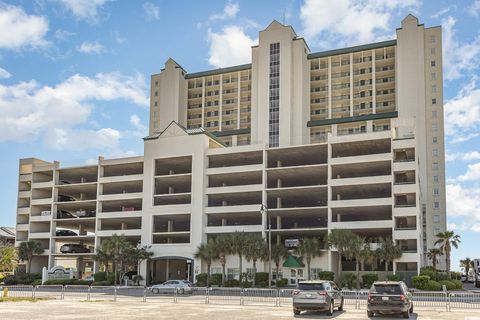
[0, 286, 479, 311]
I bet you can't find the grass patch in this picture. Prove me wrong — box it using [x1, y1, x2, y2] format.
[0, 297, 53, 302]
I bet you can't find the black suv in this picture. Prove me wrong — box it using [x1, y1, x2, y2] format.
[60, 244, 90, 253]
[55, 229, 78, 236]
[367, 281, 413, 318]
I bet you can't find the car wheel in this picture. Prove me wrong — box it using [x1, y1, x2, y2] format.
[152, 288, 159, 294]
[338, 297, 344, 311]
[293, 309, 301, 315]
[180, 288, 185, 295]
[367, 311, 374, 317]
[403, 310, 410, 319]
[326, 301, 334, 316]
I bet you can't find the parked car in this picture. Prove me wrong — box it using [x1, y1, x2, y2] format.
[57, 210, 76, 219]
[58, 194, 77, 202]
[292, 280, 344, 316]
[150, 280, 193, 294]
[60, 243, 90, 253]
[367, 281, 413, 318]
[75, 209, 95, 218]
[40, 210, 51, 216]
[56, 229, 78, 236]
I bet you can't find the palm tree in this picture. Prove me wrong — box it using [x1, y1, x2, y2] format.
[214, 235, 231, 287]
[0, 245, 17, 272]
[344, 235, 369, 289]
[460, 257, 473, 278]
[271, 244, 289, 282]
[295, 237, 323, 280]
[426, 248, 443, 273]
[435, 231, 461, 277]
[229, 232, 248, 281]
[244, 234, 267, 286]
[194, 239, 218, 287]
[17, 240, 44, 274]
[328, 229, 355, 281]
[376, 238, 402, 275]
[94, 234, 133, 285]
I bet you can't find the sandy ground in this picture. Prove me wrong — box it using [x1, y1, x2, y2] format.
[0, 300, 479, 320]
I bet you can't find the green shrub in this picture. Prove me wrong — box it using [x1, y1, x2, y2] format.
[387, 274, 401, 281]
[32, 279, 42, 286]
[106, 272, 118, 285]
[439, 280, 456, 291]
[318, 271, 335, 281]
[255, 272, 269, 284]
[362, 274, 378, 288]
[241, 281, 252, 288]
[93, 272, 107, 282]
[224, 279, 240, 287]
[29, 273, 42, 280]
[3, 275, 18, 285]
[450, 272, 462, 281]
[433, 272, 449, 281]
[91, 281, 111, 286]
[424, 280, 442, 291]
[451, 280, 463, 290]
[340, 272, 356, 289]
[412, 276, 430, 289]
[210, 273, 223, 286]
[0, 274, 5, 284]
[195, 273, 207, 287]
[420, 267, 435, 279]
[276, 279, 288, 287]
[43, 279, 93, 286]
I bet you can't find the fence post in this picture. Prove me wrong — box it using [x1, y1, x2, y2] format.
[276, 289, 280, 307]
[205, 287, 209, 304]
[143, 286, 147, 302]
[113, 286, 117, 302]
[174, 288, 178, 303]
[61, 285, 65, 300]
[356, 290, 359, 310]
[32, 286, 35, 299]
[87, 286, 91, 302]
[240, 288, 244, 306]
[447, 292, 451, 312]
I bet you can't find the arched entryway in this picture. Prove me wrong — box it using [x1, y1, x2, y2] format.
[148, 256, 193, 285]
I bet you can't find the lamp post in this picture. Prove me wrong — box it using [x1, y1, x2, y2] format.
[261, 204, 272, 288]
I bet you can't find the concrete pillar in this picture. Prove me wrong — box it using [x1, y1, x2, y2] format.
[169, 169, 175, 175]
[221, 218, 227, 226]
[277, 215, 282, 229]
[222, 200, 227, 206]
[367, 120, 373, 133]
[121, 222, 127, 230]
[79, 224, 86, 236]
[168, 186, 174, 194]
[276, 178, 282, 188]
[332, 124, 338, 136]
[276, 160, 282, 168]
[337, 213, 341, 222]
[167, 220, 173, 232]
[276, 197, 282, 209]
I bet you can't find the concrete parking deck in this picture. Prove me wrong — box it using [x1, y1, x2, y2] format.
[0, 300, 479, 320]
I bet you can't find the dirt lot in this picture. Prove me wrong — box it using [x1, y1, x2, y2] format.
[0, 300, 480, 320]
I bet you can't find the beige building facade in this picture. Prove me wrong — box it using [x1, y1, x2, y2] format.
[16, 15, 445, 284]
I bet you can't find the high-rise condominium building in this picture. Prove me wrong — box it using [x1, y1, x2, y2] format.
[16, 15, 445, 285]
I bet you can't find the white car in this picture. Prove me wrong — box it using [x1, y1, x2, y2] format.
[150, 280, 192, 294]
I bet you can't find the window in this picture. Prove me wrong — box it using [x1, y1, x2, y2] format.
[432, 123, 438, 130]
[431, 72, 436, 80]
[431, 47, 436, 55]
[433, 175, 439, 182]
[268, 42, 280, 147]
[272, 268, 283, 280]
[432, 149, 438, 157]
[434, 227, 441, 235]
[310, 268, 323, 280]
[433, 137, 438, 143]
[154, 91, 158, 97]
[432, 111, 437, 118]
[153, 122, 158, 129]
[433, 201, 440, 209]
[155, 80, 158, 86]
[430, 35, 436, 43]
[227, 268, 240, 280]
[211, 267, 221, 274]
[432, 85, 437, 93]
[433, 188, 439, 195]
[154, 101, 158, 107]
[433, 214, 440, 223]
[154, 111, 159, 118]
[431, 61, 436, 67]
[432, 98, 437, 105]
[433, 162, 439, 170]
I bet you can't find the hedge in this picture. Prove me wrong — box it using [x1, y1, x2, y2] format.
[362, 274, 378, 288]
[276, 279, 288, 287]
[424, 280, 442, 291]
[340, 272, 356, 289]
[387, 274, 401, 281]
[210, 273, 223, 286]
[43, 279, 93, 285]
[93, 272, 107, 282]
[318, 271, 335, 281]
[438, 280, 456, 291]
[195, 273, 207, 287]
[224, 279, 240, 287]
[412, 276, 430, 289]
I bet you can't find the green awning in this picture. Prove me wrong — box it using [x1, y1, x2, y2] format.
[282, 255, 305, 268]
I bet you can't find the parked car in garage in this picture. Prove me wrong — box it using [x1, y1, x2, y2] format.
[58, 194, 77, 202]
[367, 281, 413, 318]
[60, 244, 90, 253]
[292, 280, 344, 316]
[150, 280, 193, 294]
[55, 229, 78, 236]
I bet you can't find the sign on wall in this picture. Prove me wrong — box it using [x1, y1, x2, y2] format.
[41, 266, 75, 284]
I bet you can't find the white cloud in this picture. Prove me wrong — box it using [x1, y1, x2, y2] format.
[209, 2, 239, 21]
[143, 2, 160, 21]
[444, 77, 480, 139]
[447, 183, 480, 232]
[442, 16, 480, 80]
[299, 0, 418, 47]
[430, 5, 456, 19]
[0, 72, 148, 149]
[129, 114, 148, 138]
[445, 151, 480, 162]
[0, 3, 49, 50]
[463, 151, 480, 160]
[0, 67, 11, 79]
[77, 41, 105, 54]
[208, 25, 257, 68]
[458, 162, 480, 181]
[57, 0, 113, 22]
[470, 0, 480, 16]
[44, 127, 121, 151]
[54, 29, 75, 40]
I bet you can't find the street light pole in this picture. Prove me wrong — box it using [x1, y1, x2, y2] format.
[261, 204, 272, 288]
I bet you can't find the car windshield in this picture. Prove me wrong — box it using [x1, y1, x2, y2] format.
[298, 283, 326, 291]
[372, 284, 402, 294]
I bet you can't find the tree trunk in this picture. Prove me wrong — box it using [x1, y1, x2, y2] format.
[238, 254, 242, 282]
[432, 255, 437, 273]
[446, 250, 451, 277]
[221, 263, 226, 287]
[252, 259, 257, 287]
[27, 254, 33, 274]
[384, 260, 389, 273]
[207, 263, 211, 287]
[356, 260, 360, 289]
[337, 252, 342, 281]
[275, 262, 280, 283]
[307, 258, 311, 280]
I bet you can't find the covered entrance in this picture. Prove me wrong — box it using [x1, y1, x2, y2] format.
[148, 256, 193, 285]
[283, 255, 305, 286]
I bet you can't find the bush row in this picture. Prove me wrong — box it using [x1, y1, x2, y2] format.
[412, 275, 463, 291]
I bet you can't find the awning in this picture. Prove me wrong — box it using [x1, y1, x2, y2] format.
[282, 255, 305, 268]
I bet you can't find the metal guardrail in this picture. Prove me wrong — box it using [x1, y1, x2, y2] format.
[0, 285, 479, 311]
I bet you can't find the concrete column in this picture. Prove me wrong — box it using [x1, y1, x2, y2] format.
[350, 53, 354, 116]
[121, 222, 127, 230]
[328, 57, 332, 118]
[367, 120, 373, 133]
[276, 215, 282, 229]
[221, 218, 227, 226]
[79, 224, 86, 236]
[168, 186, 174, 194]
[276, 160, 282, 168]
[201, 77, 205, 127]
[167, 220, 173, 232]
[276, 178, 282, 188]
[276, 197, 282, 209]
[331, 124, 338, 136]
[372, 49, 376, 113]
[337, 213, 341, 222]
[219, 74, 223, 131]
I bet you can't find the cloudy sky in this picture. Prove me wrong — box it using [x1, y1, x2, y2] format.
[0, 0, 479, 270]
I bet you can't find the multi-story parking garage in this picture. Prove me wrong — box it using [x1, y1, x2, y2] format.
[16, 15, 446, 285]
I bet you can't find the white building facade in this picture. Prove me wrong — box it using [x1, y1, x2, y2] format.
[16, 15, 446, 285]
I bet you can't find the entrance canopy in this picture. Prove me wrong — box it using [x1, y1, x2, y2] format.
[282, 255, 305, 268]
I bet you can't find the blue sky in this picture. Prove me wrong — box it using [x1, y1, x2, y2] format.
[0, 0, 479, 271]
